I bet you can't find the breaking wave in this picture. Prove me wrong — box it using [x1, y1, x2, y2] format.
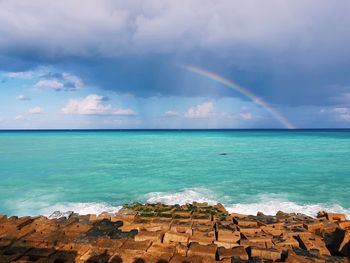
[145, 188, 218, 205]
[225, 197, 350, 218]
[145, 188, 350, 218]
[25, 188, 349, 219]
[40, 202, 122, 218]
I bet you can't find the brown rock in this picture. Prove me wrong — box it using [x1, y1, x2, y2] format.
[78, 248, 109, 262]
[148, 242, 175, 253]
[175, 243, 188, 256]
[285, 249, 319, 263]
[261, 227, 284, 236]
[193, 201, 209, 207]
[321, 221, 339, 235]
[192, 213, 212, 223]
[187, 242, 217, 260]
[303, 221, 324, 233]
[296, 234, 331, 256]
[317, 211, 327, 218]
[170, 254, 204, 263]
[140, 252, 173, 263]
[276, 210, 291, 219]
[87, 214, 97, 221]
[242, 232, 273, 243]
[134, 230, 163, 242]
[114, 209, 138, 222]
[325, 228, 350, 256]
[163, 231, 190, 244]
[250, 247, 281, 261]
[0, 237, 15, 248]
[110, 249, 146, 263]
[214, 240, 239, 249]
[273, 236, 300, 248]
[1, 204, 350, 263]
[128, 217, 153, 231]
[120, 239, 152, 251]
[339, 231, 350, 256]
[94, 237, 126, 249]
[189, 231, 215, 245]
[217, 246, 236, 260]
[173, 211, 192, 219]
[259, 221, 284, 228]
[238, 226, 262, 235]
[231, 246, 249, 260]
[285, 222, 305, 230]
[147, 242, 176, 257]
[214, 203, 227, 213]
[290, 228, 313, 238]
[64, 222, 92, 238]
[217, 229, 241, 243]
[338, 221, 350, 230]
[57, 242, 91, 256]
[326, 213, 346, 222]
[26, 247, 56, 257]
[0, 246, 30, 263]
[148, 217, 172, 231]
[233, 218, 258, 227]
[239, 239, 266, 249]
[192, 221, 215, 231]
[170, 220, 193, 234]
[229, 213, 247, 219]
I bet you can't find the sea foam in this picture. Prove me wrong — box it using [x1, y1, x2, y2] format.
[40, 188, 349, 219]
[145, 188, 218, 205]
[225, 197, 350, 219]
[145, 188, 350, 219]
[40, 202, 122, 218]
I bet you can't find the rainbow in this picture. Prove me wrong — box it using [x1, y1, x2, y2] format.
[183, 65, 295, 129]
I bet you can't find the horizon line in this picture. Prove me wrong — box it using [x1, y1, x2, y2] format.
[1, 128, 350, 131]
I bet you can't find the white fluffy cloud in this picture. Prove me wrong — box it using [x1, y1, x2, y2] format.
[332, 107, 350, 121]
[239, 112, 253, 120]
[164, 111, 179, 117]
[16, 95, 31, 101]
[34, 72, 83, 91]
[14, 115, 25, 121]
[184, 102, 214, 118]
[62, 94, 136, 116]
[28, 106, 44, 114]
[61, 73, 83, 88]
[34, 79, 64, 91]
[7, 71, 32, 79]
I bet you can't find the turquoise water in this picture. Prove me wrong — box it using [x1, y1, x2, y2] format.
[0, 130, 350, 217]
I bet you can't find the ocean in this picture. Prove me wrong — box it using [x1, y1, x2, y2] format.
[0, 130, 349, 218]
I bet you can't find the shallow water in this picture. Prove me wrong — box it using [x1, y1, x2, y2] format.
[0, 130, 349, 217]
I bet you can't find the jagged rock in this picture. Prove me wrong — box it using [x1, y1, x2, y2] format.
[163, 231, 190, 244]
[49, 210, 73, 219]
[0, 203, 349, 262]
[187, 242, 217, 260]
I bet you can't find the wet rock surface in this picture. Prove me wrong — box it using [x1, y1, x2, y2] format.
[0, 203, 349, 262]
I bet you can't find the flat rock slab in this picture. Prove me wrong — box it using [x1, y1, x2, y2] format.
[0, 202, 349, 262]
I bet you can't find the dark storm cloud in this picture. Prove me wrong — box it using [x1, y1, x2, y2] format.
[0, 0, 350, 106]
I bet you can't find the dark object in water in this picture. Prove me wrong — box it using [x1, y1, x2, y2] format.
[219, 153, 228, 155]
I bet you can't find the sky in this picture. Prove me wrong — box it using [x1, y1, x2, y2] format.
[0, 0, 350, 129]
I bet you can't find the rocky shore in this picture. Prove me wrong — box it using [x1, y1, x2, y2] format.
[0, 202, 349, 262]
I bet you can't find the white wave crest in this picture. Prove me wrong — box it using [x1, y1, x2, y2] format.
[146, 188, 218, 205]
[145, 188, 350, 219]
[40, 202, 122, 217]
[226, 198, 350, 219]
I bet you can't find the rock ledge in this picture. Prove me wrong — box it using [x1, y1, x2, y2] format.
[0, 202, 349, 262]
